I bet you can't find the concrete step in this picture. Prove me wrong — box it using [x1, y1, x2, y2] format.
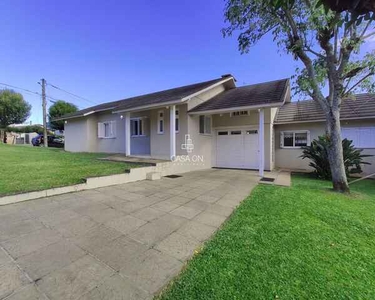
[146, 172, 161, 181]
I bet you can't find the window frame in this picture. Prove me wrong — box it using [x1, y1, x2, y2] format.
[130, 118, 145, 137]
[98, 121, 116, 139]
[157, 110, 164, 134]
[280, 130, 310, 148]
[199, 115, 212, 135]
[175, 109, 179, 133]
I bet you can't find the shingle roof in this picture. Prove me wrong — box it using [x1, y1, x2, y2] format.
[274, 94, 375, 124]
[188, 78, 289, 113]
[59, 77, 231, 120]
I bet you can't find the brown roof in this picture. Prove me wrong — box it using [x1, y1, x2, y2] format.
[274, 93, 375, 124]
[58, 77, 232, 120]
[188, 78, 289, 113]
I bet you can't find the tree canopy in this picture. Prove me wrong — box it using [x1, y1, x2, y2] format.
[223, 0, 375, 192]
[48, 100, 78, 131]
[223, 0, 375, 101]
[0, 89, 31, 128]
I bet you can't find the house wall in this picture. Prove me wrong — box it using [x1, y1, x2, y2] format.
[183, 84, 231, 170]
[186, 114, 214, 169]
[148, 104, 188, 159]
[95, 113, 125, 154]
[64, 117, 90, 152]
[274, 119, 375, 175]
[130, 111, 151, 155]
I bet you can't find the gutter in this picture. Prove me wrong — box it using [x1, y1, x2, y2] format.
[188, 102, 284, 115]
[274, 115, 375, 125]
[53, 107, 117, 121]
[112, 100, 183, 114]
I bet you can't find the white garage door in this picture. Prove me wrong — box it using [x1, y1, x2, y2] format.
[215, 129, 259, 169]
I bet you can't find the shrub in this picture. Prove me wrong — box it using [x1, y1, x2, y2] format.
[301, 135, 372, 180]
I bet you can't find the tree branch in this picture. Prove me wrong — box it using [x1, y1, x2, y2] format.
[344, 72, 375, 95]
[359, 20, 372, 38]
[304, 46, 325, 58]
[334, 25, 339, 62]
[338, 13, 359, 76]
[282, 8, 328, 110]
[362, 31, 375, 40]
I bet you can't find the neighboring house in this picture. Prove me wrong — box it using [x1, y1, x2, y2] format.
[56, 75, 375, 176]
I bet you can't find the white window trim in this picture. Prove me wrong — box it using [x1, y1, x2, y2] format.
[98, 121, 116, 139]
[175, 109, 179, 133]
[199, 115, 212, 136]
[230, 110, 250, 117]
[157, 110, 164, 134]
[131, 118, 145, 137]
[280, 130, 310, 148]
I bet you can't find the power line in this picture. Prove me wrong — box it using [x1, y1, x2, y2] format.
[0, 82, 40, 96]
[47, 82, 98, 106]
[0, 82, 59, 102]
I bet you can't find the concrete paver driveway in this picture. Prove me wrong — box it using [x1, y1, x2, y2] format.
[0, 169, 259, 300]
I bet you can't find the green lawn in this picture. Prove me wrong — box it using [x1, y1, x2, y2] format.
[159, 174, 375, 300]
[0, 144, 138, 196]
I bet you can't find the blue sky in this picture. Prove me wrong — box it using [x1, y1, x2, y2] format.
[1, 0, 301, 124]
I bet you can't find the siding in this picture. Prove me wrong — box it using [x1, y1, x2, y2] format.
[96, 112, 125, 154]
[274, 119, 375, 175]
[64, 118, 90, 152]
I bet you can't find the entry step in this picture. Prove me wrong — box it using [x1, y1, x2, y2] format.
[146, 172, 161, 181]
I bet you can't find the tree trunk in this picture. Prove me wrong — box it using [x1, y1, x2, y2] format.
[325, 109, 350, 193]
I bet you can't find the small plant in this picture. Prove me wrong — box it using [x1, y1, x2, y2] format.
[301, 136, 372, 180]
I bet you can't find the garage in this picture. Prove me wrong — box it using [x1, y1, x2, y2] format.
[215, 128, 259, 169]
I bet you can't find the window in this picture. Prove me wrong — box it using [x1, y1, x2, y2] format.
[218, 131, 228, 135]
[98, 121, 116, 138]
[158, 110, 164, 134]
[175, 109, 179, 133]
[342, 127, 375, 148]
[280, 131, 310, 148]
[199, 115, 211, 135]
[246, 130, 258, 135]
[131, 119, 144, 137]
[231, 130, 242, 135]
[231, 111, 249, 117]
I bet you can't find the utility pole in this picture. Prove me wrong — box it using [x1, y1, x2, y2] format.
[41, 78, 48, 147]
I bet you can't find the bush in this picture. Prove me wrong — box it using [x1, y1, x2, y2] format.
[6, 125, 45, 135]
[301, 135, 372, 180]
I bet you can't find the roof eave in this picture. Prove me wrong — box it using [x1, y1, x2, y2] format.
[274, 115, 375, 125]
[188, 102, 284, 115]
[180, 77, 235, 101]
[53, 106, 116, 121]
[112, 99, 183, 114]
[113, 77, 236, 114]
[52, 114, 85, 122]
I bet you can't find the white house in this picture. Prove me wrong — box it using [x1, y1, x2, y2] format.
[56, 75, 375, 176]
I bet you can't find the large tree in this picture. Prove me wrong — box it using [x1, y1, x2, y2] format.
[223, 0, 375, 192]
[321, 0, 375, 14]
[48, 100, 78, 131]
[0, 90, 31, 143]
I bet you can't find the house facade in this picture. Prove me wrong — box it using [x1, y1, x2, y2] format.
[58, 75, 375, 176]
